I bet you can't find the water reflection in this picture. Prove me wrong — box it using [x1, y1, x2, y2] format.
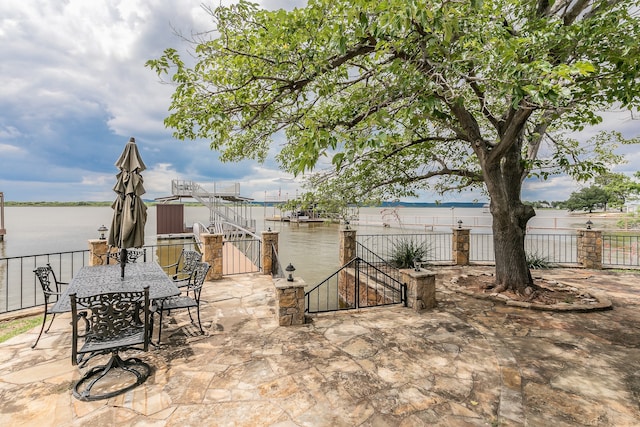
[0, 205, 613, 300]
[269, 221, 341, 288]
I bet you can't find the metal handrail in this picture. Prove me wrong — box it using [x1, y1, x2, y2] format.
[305, 256, 406, 314]
[356, 242, 403, 283]
[271, 243, 284, 278]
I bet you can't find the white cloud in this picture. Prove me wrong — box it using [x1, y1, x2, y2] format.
[239, 165, 302, 201]
[0, 0, 638, 205]
[0, 143, 24, 154]
[141, 163, 183, 196]
[523, 176, 581, 202]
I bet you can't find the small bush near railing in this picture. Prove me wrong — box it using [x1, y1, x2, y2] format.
[389, 237, 433, 269]
[526, 252, 552, 269]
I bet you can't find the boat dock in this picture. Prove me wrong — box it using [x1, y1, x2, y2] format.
[265, 215, 328, 223]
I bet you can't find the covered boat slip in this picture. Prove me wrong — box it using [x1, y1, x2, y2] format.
[153, 180, 260, 276]
[155, 179, 256, 234]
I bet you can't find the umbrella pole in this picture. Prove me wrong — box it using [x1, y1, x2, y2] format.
[120, 248, 127, 279]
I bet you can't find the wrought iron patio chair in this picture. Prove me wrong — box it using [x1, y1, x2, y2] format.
[31, 264, 68, 348]
[70, 286, 151, 401]
[154, 261, 210, 344]
[161, 248, 202, 286]
[106, 248, 146, 264]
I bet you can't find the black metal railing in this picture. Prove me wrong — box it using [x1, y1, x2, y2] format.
[356, 242, 403, 283]
[271, 243, 284, 278]
[4, 230, 640, 316]
[305, 257, 406, 314]
[603, 234, 640, 267]
[147, 240, 199, 271]
[0, 249, 90, 314]
[0, 240, 198, 315]
[357, 233, 453, 264]
[470, 234, 580, 265]
[526, 234, 579, 265]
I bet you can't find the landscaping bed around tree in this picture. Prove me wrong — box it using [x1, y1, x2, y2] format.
[448, 272, 613, 312]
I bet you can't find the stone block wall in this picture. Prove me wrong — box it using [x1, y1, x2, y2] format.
[275, 277, 306, 326]
[201, 233, 223, 280]
[401, 268, 436, 311]
[452, 228, 470, 266]
[261, 230, 279, 276]
[88, 239, 108, 266]
[578, 229, 603, 269]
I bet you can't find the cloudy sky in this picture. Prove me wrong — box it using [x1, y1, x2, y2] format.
[1, 1, 638, 204]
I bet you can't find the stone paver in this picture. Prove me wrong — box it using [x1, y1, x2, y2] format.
[0, 266, 639, 426]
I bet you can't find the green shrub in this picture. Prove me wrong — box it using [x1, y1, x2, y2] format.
[526, 252, 551, 269]
[389, 237, 432, 269]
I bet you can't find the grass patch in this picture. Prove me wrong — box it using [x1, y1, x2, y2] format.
[0, 316, 41, 344]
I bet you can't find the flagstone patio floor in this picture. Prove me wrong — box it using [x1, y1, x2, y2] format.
[1, 266, 639, 426]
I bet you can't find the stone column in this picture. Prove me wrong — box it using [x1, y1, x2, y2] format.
[339, 227, 357, 301]
[88, 239, 109, 266]
[261, 230, 279, 275]
[201, 233, 223, 280]
[452, 227, 470, 265]
[339, 228, 357, 266]
[401, 268, 436, 311]
[578, 228, 602, 269]
[274, 277, 306, 326]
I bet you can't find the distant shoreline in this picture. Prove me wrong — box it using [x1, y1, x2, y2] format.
[4, 201, 114, 207]
[4, 201, 487, 208]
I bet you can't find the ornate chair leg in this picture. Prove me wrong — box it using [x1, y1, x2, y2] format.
[44, 312, 56, 333]
[31, 308, 53, 349]
[195, 306, 203, 334]
[157, 306, 165, 344]
[31, 315, 47, 349]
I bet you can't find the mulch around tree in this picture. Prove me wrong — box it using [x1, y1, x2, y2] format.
[448, 271, 613, 312]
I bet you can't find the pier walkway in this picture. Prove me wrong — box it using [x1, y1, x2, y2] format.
[1, 266, 639, 426]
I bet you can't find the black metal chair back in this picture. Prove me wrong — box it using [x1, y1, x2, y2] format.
[163, 248, 202, 283]
[70, 287, 151, 401]
[187, 260, 210, 300]
[31, 264, 67, 348]
[155, 261, 210, 344]
[183, 250, 203, 275]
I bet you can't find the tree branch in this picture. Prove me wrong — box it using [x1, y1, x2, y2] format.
[381, 136, 462, 161]
[488, 107, 533, 165]
[467, 74, 500, 130]
[371, 166, 484, 191]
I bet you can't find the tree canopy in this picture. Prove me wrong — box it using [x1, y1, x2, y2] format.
[564, 186, 611, 212]
[149, 0, 638, 199]
[594, 171, 640, 210]
[148, 0, 640, 292]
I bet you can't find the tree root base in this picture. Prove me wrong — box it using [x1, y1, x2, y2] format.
[450, 274, 612, 312]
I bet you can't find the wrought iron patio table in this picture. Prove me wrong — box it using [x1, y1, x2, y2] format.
[51, 263, 180, 313]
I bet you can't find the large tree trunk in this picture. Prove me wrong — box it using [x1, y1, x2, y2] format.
[483, 135, 536, 294]
[490, 201, 535, 293]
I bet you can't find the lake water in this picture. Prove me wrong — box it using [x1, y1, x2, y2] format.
[0, 205, 591, 287]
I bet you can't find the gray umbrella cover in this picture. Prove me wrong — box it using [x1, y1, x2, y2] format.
[108, 137, 148, 249]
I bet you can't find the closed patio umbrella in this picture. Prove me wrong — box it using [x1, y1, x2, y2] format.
[108, 137, 147, 277]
